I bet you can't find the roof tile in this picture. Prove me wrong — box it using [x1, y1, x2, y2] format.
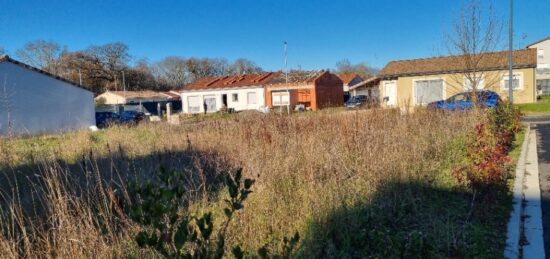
[379, 49, 537, 78]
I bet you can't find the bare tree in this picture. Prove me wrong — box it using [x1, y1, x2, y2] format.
[152, 56, 189, 88]
[229, 58, 262, 75]
[445, 0, 502, 106]
[335, 59, 377, 78]
[15, 40, 65, 74]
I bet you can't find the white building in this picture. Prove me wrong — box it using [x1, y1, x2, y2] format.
[527, 37, 550, 94]
[0, 55, 95, 136]
[177, 73, 277, 113]
[348, 77, 381, 98]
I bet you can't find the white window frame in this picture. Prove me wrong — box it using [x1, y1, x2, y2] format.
[232, 93, 239, 102]
[247, 92, 257, 105]
[187, 95, 201, 113]
[538, 49, 544, 59]
[412, 78, 446, 106]
[500, 72, 524, 91]
[463, 75, 485, 90]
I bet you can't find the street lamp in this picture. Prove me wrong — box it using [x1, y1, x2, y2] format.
[508, 0, 514, 109]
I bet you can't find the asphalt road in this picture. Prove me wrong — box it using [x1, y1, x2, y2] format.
[526, 115, 550, 258]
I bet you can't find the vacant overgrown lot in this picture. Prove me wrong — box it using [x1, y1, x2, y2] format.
[0, 109, 519, 258]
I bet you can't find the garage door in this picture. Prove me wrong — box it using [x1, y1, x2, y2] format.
[272, 91, 289, 106]
[187, 96, 201, 113]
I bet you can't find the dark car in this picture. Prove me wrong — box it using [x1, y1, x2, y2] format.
[344, 95, 379, 108]
[120, 110, 145, 123]
[95, 111, 144, 128]
[427, 90, 501, 111]
[95, 112, 122, 128]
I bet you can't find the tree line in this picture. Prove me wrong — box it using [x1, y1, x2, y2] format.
[3, 40, 263, 95]
[1, 40, 377, 95]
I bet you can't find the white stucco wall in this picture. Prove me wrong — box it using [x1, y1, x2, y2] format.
[0, 62, 95, 135]
[180, 86, 265, 113]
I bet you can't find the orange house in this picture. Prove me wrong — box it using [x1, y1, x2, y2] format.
[264, 70, 344, 111]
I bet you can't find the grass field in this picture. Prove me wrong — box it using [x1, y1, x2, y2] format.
[0, 109, 520, 258]
[515, 95, 550, 114]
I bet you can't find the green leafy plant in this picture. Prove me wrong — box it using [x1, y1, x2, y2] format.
[126, 167, 254, 258]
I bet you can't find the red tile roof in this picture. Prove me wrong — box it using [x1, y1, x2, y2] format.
[266, 70, 326, 85]
[379, 49, 537, 78]
[337, 73, 363, 84]
[180, 72, 279, 91]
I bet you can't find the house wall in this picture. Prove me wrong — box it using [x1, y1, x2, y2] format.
[352, 86, 379, 97]
[529, 39, 550, 73]
[265, 87, 308, 110]
[180, 87, 265, 113]
[379, 67, 536, 108]
[0, 62, 95, 136]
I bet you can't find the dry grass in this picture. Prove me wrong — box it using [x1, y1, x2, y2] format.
[0, 108, 508, 258]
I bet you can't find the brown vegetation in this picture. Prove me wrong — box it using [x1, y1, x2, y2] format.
[0, 109, 517, 257]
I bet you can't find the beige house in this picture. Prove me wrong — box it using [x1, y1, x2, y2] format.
[378, 49, 537, 108]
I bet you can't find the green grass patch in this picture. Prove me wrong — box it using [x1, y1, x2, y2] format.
[515, 95, 550, 115]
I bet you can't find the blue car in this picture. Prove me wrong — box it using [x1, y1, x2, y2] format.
[427, 90, 502, 111]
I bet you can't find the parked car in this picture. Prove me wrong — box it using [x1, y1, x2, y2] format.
[427, 90, 502, 111]
[345, 95, 379, 108]
[95, 111, 144, 128]
[120, 110, 145, 123]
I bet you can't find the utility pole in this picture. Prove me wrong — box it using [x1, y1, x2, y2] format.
[78, 69, 82, 86]
[508, 0, 514, 108]
[284, 41, 290, 114]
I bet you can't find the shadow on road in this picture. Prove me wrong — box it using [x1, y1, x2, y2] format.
[534, 123, 550, 257]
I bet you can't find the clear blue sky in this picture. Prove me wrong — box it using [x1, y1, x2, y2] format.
[0, 0, 548, 71]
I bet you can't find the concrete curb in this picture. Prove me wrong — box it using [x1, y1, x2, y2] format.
[522, 128, 545, 259]
[504, 125, 530, 258]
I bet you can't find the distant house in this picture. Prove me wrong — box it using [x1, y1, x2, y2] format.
[527, 37, 550, 94]
[348, 77, 381, 98]
[0, 55, 95, 136]
[95, 90, 181, 114]
[378, 49, 537, 108]
[337, 73, 363, 95]
[177, 73, 277, 113]
[264, 70, 344, 111]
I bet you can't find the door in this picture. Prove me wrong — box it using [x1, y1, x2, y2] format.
[204, 95, 217, 112]
[384, 81, 397, 106]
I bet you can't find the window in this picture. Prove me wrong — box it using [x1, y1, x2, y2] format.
[247, 92, 257, 105]
[232, 93, 239, 102]
[272, 91, 290, 106]
[448, 93, 470, 102]
[501, 73, 523, 90]
[464, 76, 485, 90]
[538, 49, 545, 59]
[414, 79, 444, 105]
[187, 96, 201, 113]
[538, 79, 550, 95]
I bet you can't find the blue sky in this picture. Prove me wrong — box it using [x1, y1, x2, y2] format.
[0, 0, 548, 71]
